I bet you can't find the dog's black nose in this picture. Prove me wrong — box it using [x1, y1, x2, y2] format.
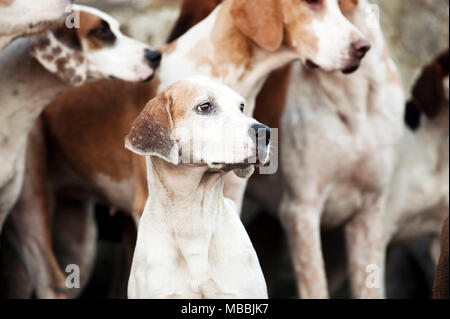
[250, 123, 271, 146]
[145, 49, 162, 68]
[351, 39, 371, 58]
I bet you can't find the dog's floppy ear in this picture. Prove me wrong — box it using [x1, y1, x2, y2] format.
[339, 0, 359, 12]
[31, 27, 88, 86]
[231, 0, 283, 51]
[125, 96, 180, 165]
[410, 49, 449, 118]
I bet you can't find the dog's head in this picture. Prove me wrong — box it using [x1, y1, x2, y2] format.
[30, 5, 161, 86]
[405, 48, 449, 130]
[126, 76, 270, 178]
[230, 0, 370, 73]
[0, 0, 72, 43]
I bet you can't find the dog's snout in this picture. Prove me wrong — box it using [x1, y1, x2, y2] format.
[351, 39, 371, 59]
[145, 49, 162, 68]
[250, 124, 271, 146]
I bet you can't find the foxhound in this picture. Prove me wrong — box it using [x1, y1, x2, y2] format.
[278, 0, 405, 299]
[0, 5, 160, 297]
[0, 0, 72, 51]
[126, 76, 269, 299]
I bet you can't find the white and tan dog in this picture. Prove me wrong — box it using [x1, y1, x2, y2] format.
[0, 0, 73, 51]
[126, 77, 269, 299]
[279, 0, 405, 298]
[0, 4, 161, 234]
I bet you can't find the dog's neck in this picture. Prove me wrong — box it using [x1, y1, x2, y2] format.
[145, 157, 225, 215]
[143, 156, 227, 278]
[0, 37, 73, 149]
[160, 2, 298, 116]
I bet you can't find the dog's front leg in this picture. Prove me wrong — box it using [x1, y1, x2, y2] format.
[280, 195, 329, 299]
[345, 196, 386, 299]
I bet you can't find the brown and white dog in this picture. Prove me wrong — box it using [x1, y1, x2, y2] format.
[0, 4, 160, 233]
[127, 76, 269, 299]
[0, 0, 73, 51]
[0, 5, 160, 298]
[278, 0, 405, 299]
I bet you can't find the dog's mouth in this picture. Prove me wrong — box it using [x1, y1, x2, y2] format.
[143, 73, 155, 83]
[342, 60, 362, 74]
[306, 59, 319, 70]
[306, 58, 362, 74]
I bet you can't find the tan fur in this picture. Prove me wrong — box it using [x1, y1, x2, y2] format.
[0, 0, 14, 7]
[76, 11, 105, 50]
[339, 0, 359, 12]
[282, 0, 320, 58]
[230, 0, 283, 51]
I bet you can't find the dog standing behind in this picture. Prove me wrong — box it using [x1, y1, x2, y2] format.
[0, 0, 72, 51]
[126, 76, 269, 299]
[279, 0, 405, 298]
[388, 48, 449, 280]
[0, 5, 161, 298]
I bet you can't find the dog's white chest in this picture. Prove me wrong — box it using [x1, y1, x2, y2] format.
[128, 201, 267, 299]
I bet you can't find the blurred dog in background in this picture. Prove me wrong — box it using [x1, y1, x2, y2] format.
[0, 4, 161, 298]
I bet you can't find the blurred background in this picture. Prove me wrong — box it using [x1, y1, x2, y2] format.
[1, 0, 446, 299]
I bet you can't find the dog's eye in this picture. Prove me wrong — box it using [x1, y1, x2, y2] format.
[89, 21, 116, 43]
[303, 0, 321, 8]
[197, 102, 213, 114]
[240, 103, 245, 113]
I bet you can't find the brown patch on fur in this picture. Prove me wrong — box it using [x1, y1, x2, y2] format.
[52, 47, 62, 55]
[281, 0, 320, 58]
[409, 48, 449, 118]
[433, 217, 449, 299]
[231, 0, 283, 51]
[76, 11, 105, 50]
[188, 1, 253, 79]
[0, 0, 14, 6]
[167, 0, 223, 42]
[126, 95, 175, 159]
[43, 78, 161, 186]
[56, 57, 68, 73]
[35, 38, 51, 50]
[253, 65, 291, 129]
[339, 0, 358, 12]
[42, 54, 54, 62]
